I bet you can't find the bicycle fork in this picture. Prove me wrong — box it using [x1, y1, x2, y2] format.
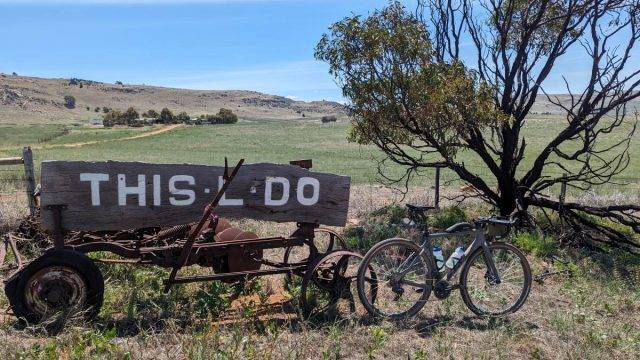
[480, 242, 501, 285]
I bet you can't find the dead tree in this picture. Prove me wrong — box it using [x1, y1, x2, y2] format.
[317, 0, 640, 251]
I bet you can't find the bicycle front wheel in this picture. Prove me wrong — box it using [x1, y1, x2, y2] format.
[459, 242, 532, 317]
[356, 238, 435, 319]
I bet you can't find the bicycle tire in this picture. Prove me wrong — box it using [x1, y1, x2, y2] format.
[459, 242, 532, 317]
[356, 238, 434, 319]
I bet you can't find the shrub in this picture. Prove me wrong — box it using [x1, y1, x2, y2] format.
[344, 223, 398, 251]
[216, 108, 238, 124]
[321, 115, 337, 123]
[194, 281, 232, 318]
[128, 119, 146, 127]
[142, 109, 159, 119]
[94, 107, 100, 112]
[203, 108, 239, 124]
[158, 108, 175, 124]
[370, 204, 406, 224]
[103, 110, 123, 127]
[63, 95, 76, 109]
[115, 81, 123, 85]
[344, 205, 408, 251]
[102, 106, 110, 113]
[102, 107, 140, 127]
[429, 206, 467, 230]
[123, 107, 139, 125]
[512, 232, 556, 257]
[202, 114, 216, 124]
[175, 111, 190, 123]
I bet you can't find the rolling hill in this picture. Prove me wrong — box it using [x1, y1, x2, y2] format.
[0, 73, 346, 124]
[1, 73, 638, 125]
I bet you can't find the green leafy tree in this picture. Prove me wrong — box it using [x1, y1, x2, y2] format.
[158, 108, 175, 124]
[123, 107, 140, 126]
[175, 111, 190, 123]
[216, 108, 238, 124]
[317, 1, 640, 250]
[142, 109, 159, 119]
[203, 108, 238, 124]
[103, 110, 123, 127]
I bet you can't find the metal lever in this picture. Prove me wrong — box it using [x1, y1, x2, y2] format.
[164, 158, 245, 292]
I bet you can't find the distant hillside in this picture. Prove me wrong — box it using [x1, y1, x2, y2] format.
[1, 73, 637, 125]
[0, 74, 347, 124]
[530, 94, 639, 116]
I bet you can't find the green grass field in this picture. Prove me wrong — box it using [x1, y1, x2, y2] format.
[1, 119, 639, 359]
[1, 117, 638, 197]
[0, 124, 69, 149]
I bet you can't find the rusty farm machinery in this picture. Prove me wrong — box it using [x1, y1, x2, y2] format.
[2, 158, 376, 324]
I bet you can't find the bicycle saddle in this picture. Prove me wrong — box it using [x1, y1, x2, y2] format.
[406, 204, 436, 212]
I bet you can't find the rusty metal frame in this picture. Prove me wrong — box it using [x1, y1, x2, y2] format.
[36, 158, 328, 293]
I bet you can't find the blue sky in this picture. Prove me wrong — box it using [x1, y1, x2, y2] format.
[1, 0, 637, 102]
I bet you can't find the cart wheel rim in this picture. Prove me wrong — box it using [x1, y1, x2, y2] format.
[300, 250, 364, 321]
[24, 266, 88, 317]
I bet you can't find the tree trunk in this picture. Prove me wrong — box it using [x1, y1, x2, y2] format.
[497, 183, 519, 217]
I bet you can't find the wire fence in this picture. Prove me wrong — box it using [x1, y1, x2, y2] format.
[0, 147, 36, 217]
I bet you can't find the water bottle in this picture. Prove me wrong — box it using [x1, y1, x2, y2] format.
[432, 246, 444, 269]
[445, 246, 465, 269]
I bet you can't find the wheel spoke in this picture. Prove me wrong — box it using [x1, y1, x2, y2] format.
[357, 240, 432, 319]
[461, 244, 530, 316]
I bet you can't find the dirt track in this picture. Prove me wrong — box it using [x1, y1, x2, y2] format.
[37, 124, 184, 149]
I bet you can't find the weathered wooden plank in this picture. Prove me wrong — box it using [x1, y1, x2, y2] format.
[0, 157, 23, 166]
[22, 147, 37, 216]
[40, 160, 350, 230]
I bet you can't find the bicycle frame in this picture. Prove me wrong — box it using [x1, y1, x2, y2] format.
[416, 225, 502, 287]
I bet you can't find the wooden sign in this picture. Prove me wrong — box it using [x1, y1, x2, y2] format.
[40, 160, 350, 231]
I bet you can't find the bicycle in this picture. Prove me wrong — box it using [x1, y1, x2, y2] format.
[356, 204, 532, 319]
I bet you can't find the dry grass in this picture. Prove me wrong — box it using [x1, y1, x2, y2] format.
[0, 182, 28, 233]
[0, 75, 345, 125]
[0, 185, 638, 359]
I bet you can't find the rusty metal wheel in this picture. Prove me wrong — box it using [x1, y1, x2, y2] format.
[283, 228, 347, 287]
[24, 266, 88, 317]
[4, 249, 104, 324]
[299, 250, 376, 322]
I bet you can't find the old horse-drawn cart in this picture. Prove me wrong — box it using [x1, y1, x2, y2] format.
[3, 158, 374, 323]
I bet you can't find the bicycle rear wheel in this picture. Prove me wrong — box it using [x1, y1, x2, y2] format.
[459, 242, 532, 317]
[356, 238, 435, 319]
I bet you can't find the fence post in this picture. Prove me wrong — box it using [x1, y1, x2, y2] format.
[22, 146, 36, 216]
[434, 166, 441, 209]
[559, 173, 567, 207]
